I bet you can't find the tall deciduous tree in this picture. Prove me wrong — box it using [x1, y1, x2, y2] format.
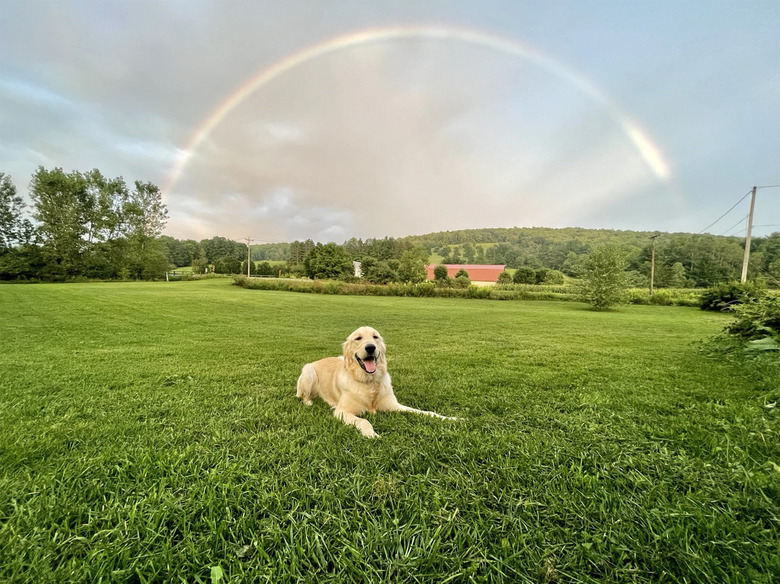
[0, 173, 34, 251]
[29, 166, 170, 279]
[29, 167, 92, 276]
[304, 243, 353, 279]
[398, 247, 429, 283]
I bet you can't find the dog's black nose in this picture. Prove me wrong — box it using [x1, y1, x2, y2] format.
[365, 344, 376, 354]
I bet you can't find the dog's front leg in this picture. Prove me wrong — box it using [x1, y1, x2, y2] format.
[388, 402, 458, 421]
[333, 408, 378, 438]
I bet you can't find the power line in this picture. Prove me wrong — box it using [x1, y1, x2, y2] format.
[698, 189, 753, 234]
[721, 215, 748, 237]
[757, 184, 780, 189]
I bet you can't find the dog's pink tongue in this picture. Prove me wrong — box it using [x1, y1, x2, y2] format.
[364, 360, 377, 373]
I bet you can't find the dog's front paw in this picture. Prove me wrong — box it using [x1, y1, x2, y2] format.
[357, 419, 378, 438]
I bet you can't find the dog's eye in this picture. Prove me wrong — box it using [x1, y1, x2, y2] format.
[373, 335, 378, 339]
[355, 336, 362, 341]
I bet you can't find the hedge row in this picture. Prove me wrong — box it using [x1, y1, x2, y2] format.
[233, 276, 578, 301]
[234, 276, 704, 306]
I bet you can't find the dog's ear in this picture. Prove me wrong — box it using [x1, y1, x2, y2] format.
[377, 333, 387, 362]
[342, 337, 351, 360]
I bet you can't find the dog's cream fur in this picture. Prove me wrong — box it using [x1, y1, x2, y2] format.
[296, 326, 455, 438]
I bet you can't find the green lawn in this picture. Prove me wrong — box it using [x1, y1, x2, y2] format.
[0, 279, 777, 583]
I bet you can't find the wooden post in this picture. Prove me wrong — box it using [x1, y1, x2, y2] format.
[245, 236, 253, 278]
[649, 234, 660, 295]
[740, 186, 757, 283]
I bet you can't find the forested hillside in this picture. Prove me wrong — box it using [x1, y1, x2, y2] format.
[398, 226, 780, 287]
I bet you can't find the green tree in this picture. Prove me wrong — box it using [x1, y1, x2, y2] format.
[256, 261, 276, 276]
[366, 260, 398, 284]
[241, 259, 257, 276]
[462, 242, 476, 263]
[433, 264, 449, 286]
[475, 245, 486, 264]
[578, 245, 629, 310]
[192, 256, 209, 274]
[0, 173, 34, 251]
[29, 167, 91, 277]
[668, 262, 687, 288]
[359, 256, 377, 279]
[0, 172, 40, 281]
[201, 237, 244, 263]
[214, 255, 242, 274]
[451, 246, 463, 264]
[535, 268, 549, 284]
[121, 181, 169, 280]
[398, 247, 428, 283]
[304, 243, 353, 279]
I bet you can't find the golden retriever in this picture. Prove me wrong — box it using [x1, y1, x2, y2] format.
[296, 326, 455, 437]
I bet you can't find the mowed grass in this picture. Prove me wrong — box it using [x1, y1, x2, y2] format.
[0, 279, 777, 583]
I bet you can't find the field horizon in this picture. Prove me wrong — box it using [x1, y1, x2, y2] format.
[1, 279, 777, 583]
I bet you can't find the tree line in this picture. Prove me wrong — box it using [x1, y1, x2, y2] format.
[1, 169, 169, 280]
[3, 169, 777, 287]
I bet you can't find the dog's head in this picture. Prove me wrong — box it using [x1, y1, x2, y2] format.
[343, 326, 387, 378]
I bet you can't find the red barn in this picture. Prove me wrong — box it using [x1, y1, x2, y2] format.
[425, 264, 507, 283]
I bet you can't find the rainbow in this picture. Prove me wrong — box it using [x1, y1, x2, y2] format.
[163, 24, 671, 197]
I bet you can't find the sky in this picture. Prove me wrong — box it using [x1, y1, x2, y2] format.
[1, 0, 778, 244]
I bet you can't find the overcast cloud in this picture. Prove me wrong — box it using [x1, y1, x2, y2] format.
[1, 1, 778, 242]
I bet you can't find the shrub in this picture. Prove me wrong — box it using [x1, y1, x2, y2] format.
[725, 296, 780, 342]
[497, 271, 513, 285]
[699, 281, 766, 311]
[513, 266, 536, 284]
[454, 268, 470, 279]
[542, 269, 565, 285]
[453, 275, 471, 288]
[433, 264, 449, 280]
[433, 264, 450, 287]
[467, 285, 491, 299]
[648, 290, 674, 306]
[413, 282, 436, 297]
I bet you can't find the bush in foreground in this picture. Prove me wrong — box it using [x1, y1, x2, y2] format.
[699, 280, 766, 311]
[725, 296, 780, 350]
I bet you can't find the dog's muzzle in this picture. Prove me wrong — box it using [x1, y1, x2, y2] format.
[356, 347, 378, 374]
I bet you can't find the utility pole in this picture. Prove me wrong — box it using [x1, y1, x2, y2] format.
[740, 186, 757, 283]
[244, 236, 254, 277]
[649, 233, 660, 295]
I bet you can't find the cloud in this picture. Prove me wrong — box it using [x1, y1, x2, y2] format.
[4, 3, 775, 240]
[165, 37, 671, 241]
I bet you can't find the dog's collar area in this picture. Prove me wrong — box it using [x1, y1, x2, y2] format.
[356, 354, 378, 374]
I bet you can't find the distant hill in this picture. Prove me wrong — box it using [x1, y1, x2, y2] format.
[254, 225, 777, 288]
[393, 226, 778, 288]
[400, 226, 718, 248]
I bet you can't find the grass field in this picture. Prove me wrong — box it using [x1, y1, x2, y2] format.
[1, 279, 778, 583]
